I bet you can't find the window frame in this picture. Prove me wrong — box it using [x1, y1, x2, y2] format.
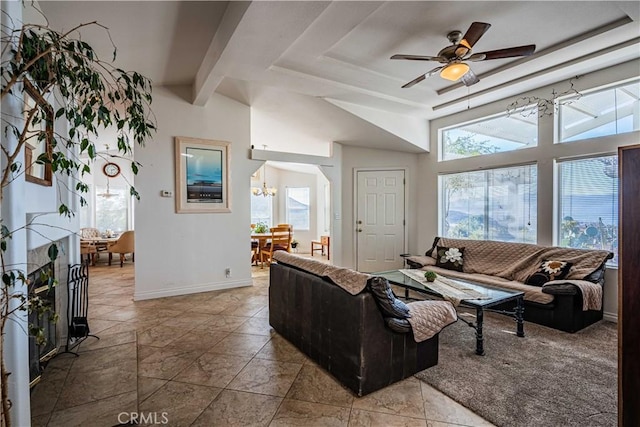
[439, 105, 539, 162]
[555, 153, 618, 266]
[285, 187, 310, 231]
[555, 77, 640, 144]
[439, 163, 538, 244]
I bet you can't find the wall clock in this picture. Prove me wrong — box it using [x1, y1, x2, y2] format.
[102, 162, 121, 178]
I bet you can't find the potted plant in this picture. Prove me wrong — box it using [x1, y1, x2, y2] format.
[254, 222, 268, 234]
[291, 239, 299, 249]
[424, 271, 438, 282]
[1, 12, 155, 426]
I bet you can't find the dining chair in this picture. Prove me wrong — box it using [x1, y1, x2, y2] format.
[80, 241, 97, 266]
[80, 227, 109, 253]
[260, 225, 292, 268]
[107, 230, 135, 267]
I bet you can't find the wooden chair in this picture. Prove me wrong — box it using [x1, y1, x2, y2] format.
[260, 226, 292, 268]
[80, 241, 97, 266]
[107, 230, 135, 267]
[80, 227, 108, 253]
[311, 235, 330, 260]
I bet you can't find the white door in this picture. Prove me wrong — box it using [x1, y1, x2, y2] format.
[356, 170, 405, 272]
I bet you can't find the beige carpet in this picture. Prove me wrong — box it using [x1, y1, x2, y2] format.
[415, 313, 617, 427]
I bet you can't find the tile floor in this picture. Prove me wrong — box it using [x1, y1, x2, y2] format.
[30, 254, 493, 427]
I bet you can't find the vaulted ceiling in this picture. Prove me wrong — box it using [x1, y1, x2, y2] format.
[41, 1, 640, 152]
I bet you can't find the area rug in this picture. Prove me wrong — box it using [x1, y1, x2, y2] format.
[414, 313, 617, 427]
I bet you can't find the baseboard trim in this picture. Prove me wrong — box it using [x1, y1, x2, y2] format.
[603, 311, 618, 323]
[133, 278, 252, 301]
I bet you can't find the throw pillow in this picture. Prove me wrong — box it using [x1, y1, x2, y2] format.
[368, 277, 411, 319]
[435, 246, 464, 272]
[525, 260, 573, 286]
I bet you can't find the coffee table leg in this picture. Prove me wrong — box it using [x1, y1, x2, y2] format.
[515, 296, 525, 337]
[475, 307, 485, 356]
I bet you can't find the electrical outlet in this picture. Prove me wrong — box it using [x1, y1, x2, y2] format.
[225, 268, 231, 278]
[161, 190, 172, 197]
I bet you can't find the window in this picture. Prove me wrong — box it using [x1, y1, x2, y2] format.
[440, 164, 537, 243]
[95, 187, 129, 232]
[558, 156, 618, 265]
[558, 79, 640, 142]
[440, 107, 538, 161]
[251, 193, 272, 227]
[286, 187, 310, 230]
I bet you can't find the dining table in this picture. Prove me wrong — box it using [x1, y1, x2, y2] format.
[250, 232, 272, 265]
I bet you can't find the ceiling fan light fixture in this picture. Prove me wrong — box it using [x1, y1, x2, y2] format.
[440, 62, 470, 81]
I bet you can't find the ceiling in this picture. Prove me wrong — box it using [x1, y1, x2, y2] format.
[40, 1, 640, 153]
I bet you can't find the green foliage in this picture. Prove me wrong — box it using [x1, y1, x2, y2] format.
[444, 134, 499, 158]
[1, 20, 156, 210]
[424, 271, 437, 282]
[1, 15, 156, 426]
[254, 222, 269, 233]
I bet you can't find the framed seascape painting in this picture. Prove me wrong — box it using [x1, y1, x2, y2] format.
[174, 136, 231, 213]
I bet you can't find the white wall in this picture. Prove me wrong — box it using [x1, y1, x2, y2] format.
[340, 145, 420, 269]
[134, 86, 257, 300]
[273, 167, 318, 253]
[418, 60, 640, 322]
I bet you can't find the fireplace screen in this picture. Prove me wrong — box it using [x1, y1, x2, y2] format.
[28, 262, 57, 387]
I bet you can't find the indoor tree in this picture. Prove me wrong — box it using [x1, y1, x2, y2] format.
[0, 8, 155, 426]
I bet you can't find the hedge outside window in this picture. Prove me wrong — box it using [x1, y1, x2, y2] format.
[558, 78, 639, 143]
[440, 106, 538, 161]
[558, 155, 618, 265]
[286, 187, 310, 231]
[440, 164, 537, 243]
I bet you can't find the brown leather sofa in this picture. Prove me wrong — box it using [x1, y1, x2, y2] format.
[269, 261, 440, 397]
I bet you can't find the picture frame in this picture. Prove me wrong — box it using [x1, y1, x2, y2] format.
[23, 79, 53, 186]
[174, 136, 231, 213]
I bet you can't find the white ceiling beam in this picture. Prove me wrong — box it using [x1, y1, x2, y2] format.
[270, 65, 427, 110]
[193, 2, 252, 106]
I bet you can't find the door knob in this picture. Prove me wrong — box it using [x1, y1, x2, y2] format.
[357, 228, 362, 232]
[357, 220, 362, 224]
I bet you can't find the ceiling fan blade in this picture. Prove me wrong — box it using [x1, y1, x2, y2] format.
[401, 74, 427, 88]
[475, 44, 536, 60]
[460, 22, 491, 49]
[391, 54, 445, 62]
[467, 53, 487, 62]
[460, 69, 480, 87]
[426, 66, 445, 77]
[401, 66, 444, 88]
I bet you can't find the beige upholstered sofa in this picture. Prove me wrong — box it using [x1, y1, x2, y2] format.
[406, 237, 613, 333]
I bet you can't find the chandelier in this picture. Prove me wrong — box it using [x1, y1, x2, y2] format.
[251, 164, 277, 197]
[97, 179, 115, 198]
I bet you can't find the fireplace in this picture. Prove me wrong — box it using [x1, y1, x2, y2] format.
[28, 261, 57, 387]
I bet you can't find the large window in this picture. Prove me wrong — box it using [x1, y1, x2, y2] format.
[251, 194, 272, 227]
[95, 187, 129, 232]
[440, 164, 537, 243]
[558, 156, 618, 265]
[440, 107, 538, 161]
[558, 79, 640, 143]
[286, 187, 310, 230]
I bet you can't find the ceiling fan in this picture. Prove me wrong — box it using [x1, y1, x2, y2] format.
[391, 22, 536, 88]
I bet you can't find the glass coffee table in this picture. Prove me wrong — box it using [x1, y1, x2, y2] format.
[374, 270, 525, 355]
